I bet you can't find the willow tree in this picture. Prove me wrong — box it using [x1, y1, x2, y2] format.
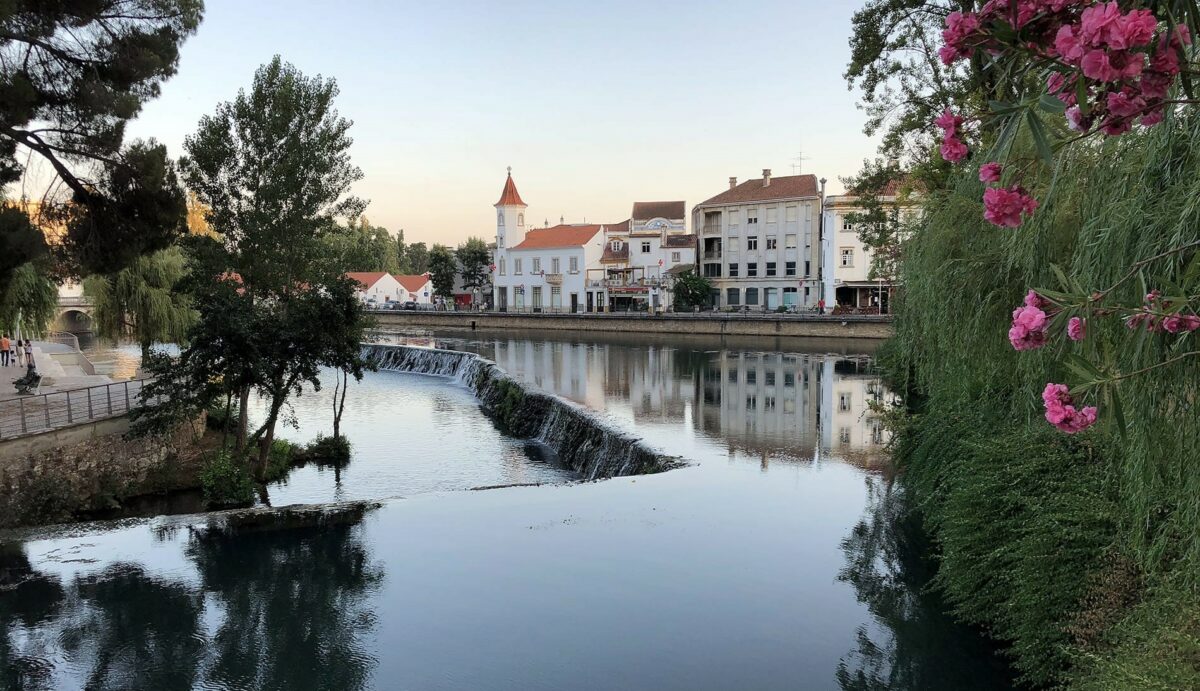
[0, 263, 56, 337]
[84, 246, 196, 358]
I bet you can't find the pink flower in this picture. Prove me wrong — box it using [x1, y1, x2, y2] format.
[1140, 109, 1165, 127]
[1080, 3, 1122, 45]
[1163, 314, 1200, 334]
[1024, 290, 1046, 309]
[979, 162, 1003, 183]
[941, 12, 982, 64]
[935, 109, 964, 136]
[1108, 10, 1158, 50]
[1066, 106, 1091, 132]
[1106, 88, 1146, 118]
[1081, 50, 1120, 82]
[984, 186, 1039, 228]
[1010, 303, 1049, 351]
[941, 135, 970, 163]
[1068, 316, 1086, 341]
[1055, 25, 1085, 63]
[1042, 383, 1098, 434]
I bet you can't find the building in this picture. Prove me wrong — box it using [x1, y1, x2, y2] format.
[490, 170, 694, 313]
[591, 201, 696, 311]
[691, 171, 822, 311]
[347, 272, 433, 305]
[820, 183, 918, 313]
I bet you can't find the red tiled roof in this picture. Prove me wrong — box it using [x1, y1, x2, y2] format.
[511, 224, 604, 250]
[604, 219, 630, 234]
[346, 271, 389, 289]
[662, 234, 697, 249]
[632, 201, 685, 220]
[600, 240, 629, 263]
[394, 274, 431, 292]
[495, 172, 527, 207]
[697, 174, 820, 207]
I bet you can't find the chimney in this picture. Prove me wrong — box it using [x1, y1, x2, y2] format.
[729, 176, 738, 190]
[762, 169, 772, 187]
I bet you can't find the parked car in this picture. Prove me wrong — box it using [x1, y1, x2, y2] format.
[402, 301, 418, 311]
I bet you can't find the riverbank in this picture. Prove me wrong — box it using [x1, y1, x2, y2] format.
[370, 310, 894, 340]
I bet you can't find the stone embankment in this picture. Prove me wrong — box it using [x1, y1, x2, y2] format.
[370, 311, 893, 340]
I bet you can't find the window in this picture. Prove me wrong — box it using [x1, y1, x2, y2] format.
[514, 258, 523, 274]
[610, 240, 622, 251]
[551, 257, 560, 274]
[843, 217, 854, 232]
[766, 237, 777, 250]
[766, 262, 777, 276]
[746, 209, 759, 224]
[745, 287, 759, 305]
[839, 427, 851, 444]
[784, 372, 795, 387]
[728, 368, 738, 383]
[785, 261, 797, 276]
[498, 211, 505, 227]
[728, 238, 740, 253]
[785, 234, 797, 248]
[746, 370, 757, 385]
[726, 288, 740, 305]
[569, 256, 579, 273]
[703, 263, 722, 278]
[786, 205, 799, 222]
[550, 286, 562, 307]
[517, 213, 524, 226]
[765, 371, 776, 386]
[839, 392, 852, 412]
[840, 248, 854, 267]
[747, 263, 758, 277]
[728, 263, 739, 277]
[497, 235, 504, 249]
[804, 260, 810, 276]
[671, 251, 680, 263]
[499, 259, 506, 276]
[766, 207, 778, 223]
[641, 241, 651, 253]
[783, 287, 798, 305]
[532, 286, 543, 308]
[533, 257, 542, 272]
[727, 210, 739, 227]
[747, 236, 759, 251]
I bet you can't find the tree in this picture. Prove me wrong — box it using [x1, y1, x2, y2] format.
[395, 229, 408, 272]
[169, 56, 368, 473]
[84, 246, 197, 358]
[0, 206, 47, 298]
[456, 237, 491, 301]
[406, 242, 429, 274]
[326, 217, 399, 273]
[842, 159, 915, 300]
[0, 1, 202, 279]
[0, 263, 56, 336]
[427, 244, 457, 300]
[672, 270, 712, 311]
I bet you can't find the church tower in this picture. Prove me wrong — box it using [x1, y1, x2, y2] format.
[495, 167, 527, 250]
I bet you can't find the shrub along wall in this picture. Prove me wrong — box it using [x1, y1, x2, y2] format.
[886, 112, 1200, 688]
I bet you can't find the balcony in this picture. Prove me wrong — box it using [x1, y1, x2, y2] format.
[702, 225, 723, 235]
[545, 273, 563, 286]
[703, 250, 722, 260]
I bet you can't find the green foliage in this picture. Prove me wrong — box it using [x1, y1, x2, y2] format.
[671, 269, 711, 310]
[427, 244, 457, 299]
[205, 398, 239, 431]
[0, 263, 56, 336]
[305, 434, 351, 466]
[199, 450, 255, 508]
[885, 111, 1200, 686]
[456, 237, 491, 294]
[0, 207, 46, 295]
[264, 439, 301, 482]
[0, 2, 201, 278]
[492, 379, 526, 434]
[84, 246, 196, 355]
[326, 216, 400, 273]
[405, 242, 429, 274]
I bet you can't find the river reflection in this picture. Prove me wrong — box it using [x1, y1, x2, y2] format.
[1, 331, 1013, 690]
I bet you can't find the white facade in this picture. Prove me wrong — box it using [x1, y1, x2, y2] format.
[692, 171, 822, 311]
[395, 275, 434, 304]
[821, 193, 918, 313]
[592, 204, 697, 311]
[347, 272, 405, 304]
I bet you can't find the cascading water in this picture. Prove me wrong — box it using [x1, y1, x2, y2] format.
[362, 344, 683, 480]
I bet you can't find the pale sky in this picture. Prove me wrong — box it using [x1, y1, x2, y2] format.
[123, 0, 879, 246]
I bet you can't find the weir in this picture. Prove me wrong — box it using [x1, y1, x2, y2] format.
[362, 344, 683, 480]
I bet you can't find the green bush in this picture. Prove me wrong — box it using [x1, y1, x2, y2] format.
[264, 439, 301, 482]
[205, 399, 240, 431]
[199, 450, 255, 508]
[304, 434, 351, 466]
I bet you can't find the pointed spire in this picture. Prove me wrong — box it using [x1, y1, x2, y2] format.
[495, 167, 527, 207]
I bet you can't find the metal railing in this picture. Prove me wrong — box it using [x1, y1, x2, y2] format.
[0, 379, 148, 441]
[46, 330, 81, 352]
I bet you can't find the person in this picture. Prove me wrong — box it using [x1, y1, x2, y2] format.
[12, 337, 22, 367]
[22, 339, 33, 368]
[0, 334, 8, 366]
[818, 298, 826, 315]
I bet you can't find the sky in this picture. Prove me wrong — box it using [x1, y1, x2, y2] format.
[123, 0, 880, 246]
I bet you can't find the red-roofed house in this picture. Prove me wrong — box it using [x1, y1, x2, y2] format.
[394, 273, 434, 304]
[347, 272, 404, 305]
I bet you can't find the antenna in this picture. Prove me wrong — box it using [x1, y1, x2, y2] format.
[790, 151, 810, 175]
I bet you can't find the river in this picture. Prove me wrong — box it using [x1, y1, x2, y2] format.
[0, 330, 1014, 690]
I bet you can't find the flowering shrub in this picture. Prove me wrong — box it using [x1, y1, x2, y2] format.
[1042, 382, 1099, 433]
[984, 185, 1039, 227]
[1009, 290, 1050, 350]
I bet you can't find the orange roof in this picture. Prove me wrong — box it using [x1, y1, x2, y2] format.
[394, 274, 431, 292]
[495, 171, 527, 207]
[511, 224, 605, 250]
[346, 271, 390, 289]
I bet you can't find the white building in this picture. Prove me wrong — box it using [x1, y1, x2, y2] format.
[592, 201, 697, 311]
[821, 184, 918, 314]
[347, 272, 433, 305]
[692, 171, 822, 311]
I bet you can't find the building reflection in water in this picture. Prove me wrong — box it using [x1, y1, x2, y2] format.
[438, 334, 896, 470]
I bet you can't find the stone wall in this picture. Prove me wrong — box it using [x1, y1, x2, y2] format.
[371, 311, 894, 340]
[0, 415, 208, 529]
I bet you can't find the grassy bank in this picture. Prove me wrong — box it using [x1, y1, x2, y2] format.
[885, 112, 1200, 687]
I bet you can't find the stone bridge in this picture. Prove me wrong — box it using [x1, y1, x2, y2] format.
[54, 296, 95, 334]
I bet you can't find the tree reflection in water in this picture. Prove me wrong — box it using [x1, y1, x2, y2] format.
[186, 519, 384, 691]
[0, 515, 383, 691]
[836, 476, 1015, 691]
